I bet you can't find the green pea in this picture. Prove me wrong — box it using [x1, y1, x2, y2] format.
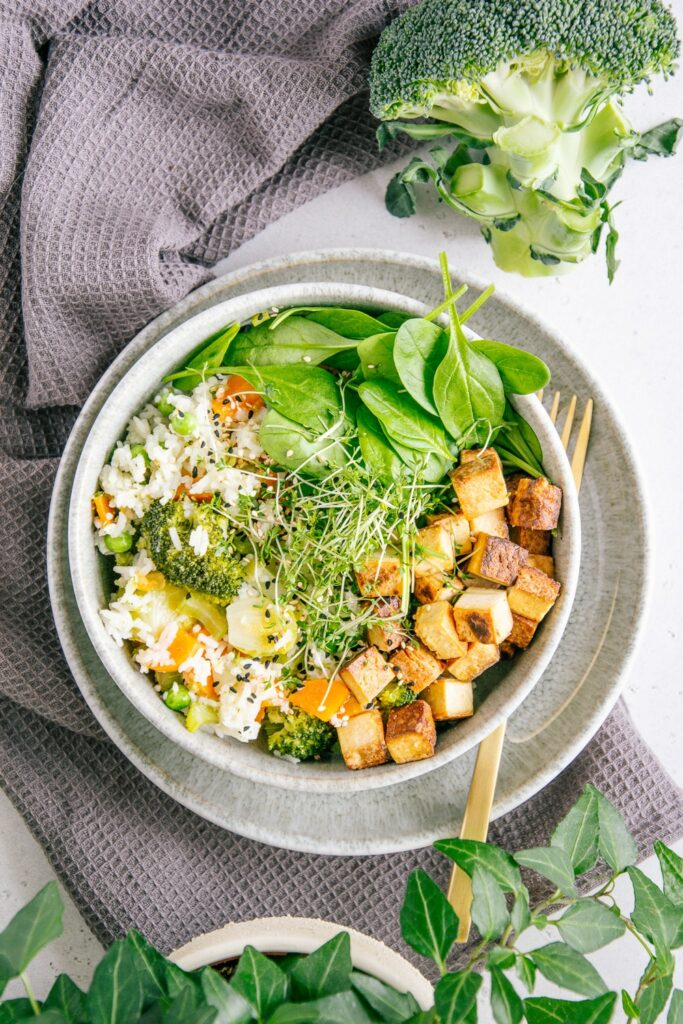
[130, 443, 150, 465]
[156, 391, 175, 416]
[170, 410, 198, 436]
[164, 683, 191, 711]
[104, 532, 133, 553]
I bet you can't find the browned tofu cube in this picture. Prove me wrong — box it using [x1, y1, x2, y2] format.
[508, 612, 538, 649]
[453, 589, 513, 644]
[526, 554, 555, 578]
[467, 533, 528, 586]
[424, 679, 474, 720]
[449, 449, 508, 519]
[414, 571, 463, 605]
[506, 473, 528, 502]
[355, 552, 403, 597]
[508, 477, 562, 531]
[414, 601, 467, 660]
[413, 522, 457, 575]
[385, 700, 436, 764]
[507, 566, 561, 623]
[337, 710, 388, 770]
[509, 525, 552, 554]
[459, 448, 480, 463]
[340, 646, 395, 705]
[499, 639, 516, 658]
[367, 621, 404, 653]
[469, 506, 509, 539]
[390, 643, 443, 693]
[425, 512, 473, 555]
[446, 642, 500, 681]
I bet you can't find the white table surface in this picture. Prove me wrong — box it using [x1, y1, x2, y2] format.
[2, 28, 683, 1013]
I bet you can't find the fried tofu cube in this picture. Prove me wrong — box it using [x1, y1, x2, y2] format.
[414, 601, 467, 660]
[507, 566, 561, 623]
[340, 646, 395, 705]
[508, 612, 538, 649]
[414, 571, 463, 605]
[509, 525, 551, 554]
[367, 598, 404, 652]
[526, 554, 555, 578]
[508, 477, 562, 531]
[499, 639, 516, 658]
[470, 506, 509, 539]
[413, 522, 457, 575]
[459, 448, 480, 463]
[355, 552, 403, 598]
[467, 533, 528, 586]
[385, 700, 436, 764]
[506, 473, 528, 501]
[424, 679, 474, 720]
[390, 643, 443, 693]
[446, 642, 500, 681]
[337, 710, 388, 770]
[449, 449, 508, 519]
[453, 588, 513, 644]
[425, 512, 473, 555]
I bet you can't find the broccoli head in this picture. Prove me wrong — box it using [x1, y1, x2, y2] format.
[370, 0, 681, 279]
[261, 705, 335, 761]
[376, 679, 417, 711]
[141, 499, 245, 603]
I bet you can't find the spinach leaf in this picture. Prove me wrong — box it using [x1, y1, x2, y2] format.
[357, 332, 401, 383]
[358, 380, 454, 462]
[164, 322, 240, 392]
[383, 433, 453, 484]
[227, 365, 341, 433]
[269, 306, 389, 339]
[495, 401, 544, 478]
[393, 319, 448, 415]
[468, 339, 550, 395]
[259, 409, 349, 478]
[227, 317, 358, 367]
[433, 326, 505, 443]
[377, 311, 414, 330]
[356, 406, 404, 485]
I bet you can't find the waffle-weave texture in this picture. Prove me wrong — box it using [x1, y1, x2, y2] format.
[1, 0, 682, 962]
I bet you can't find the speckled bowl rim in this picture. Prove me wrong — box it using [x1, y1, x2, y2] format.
[65, 280, 579, 794]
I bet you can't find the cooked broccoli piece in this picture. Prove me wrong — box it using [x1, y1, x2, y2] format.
[370, 0, 681, 279]
[261, 706, 335, 761]
[141, 499, 245, 603]
[376, 679, 417, 710]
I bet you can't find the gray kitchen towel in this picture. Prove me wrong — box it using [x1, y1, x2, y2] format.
[1, 0, 682, 965]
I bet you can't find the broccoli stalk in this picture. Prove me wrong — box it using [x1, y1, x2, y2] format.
[141, 499, 245, 603]
[370, 0, 681, 279]
[376, 680, 417, 710]
[261, 706, 335, 761]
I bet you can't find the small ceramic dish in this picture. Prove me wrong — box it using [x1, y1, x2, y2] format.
[67, 281, 580, 793]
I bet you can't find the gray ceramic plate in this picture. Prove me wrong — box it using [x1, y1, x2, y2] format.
[47, 249, 650, 853]
[66, 281, 579, 793]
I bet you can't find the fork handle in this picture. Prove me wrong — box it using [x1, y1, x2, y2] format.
[447, 720, 507, 941]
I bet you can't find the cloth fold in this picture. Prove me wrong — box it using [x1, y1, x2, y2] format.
[1, 0, 681, 960]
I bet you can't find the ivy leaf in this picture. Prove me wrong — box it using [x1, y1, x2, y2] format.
[488, 947, 516, 970]
[43, 975, 87, 1023]
[516, 955, 536, 993]
[514, 848, 577, 897]
[400, 869, 458, 970]
[434, 839, 522, 894]
[0, 998, 37, 1022]
[556, 900, 626, 953]
[290, 932, 352, 1000]
[231, 946, 288, 1020]
[471, 865, 510, 940]
[588, 787, 638, 872]
[621, 989, 640, 1019]
[511, 887, 531, 935]
[490, 966, 524, 1024]
[636, 970, 673, 1024]
[529, 942, 608, 998]
[268, 990, 375, 1024]
[122, 931, 169, 1003]
[627, 867, 683, 948]
[86, 940, 143, 1024]
[668, 990, 683, 1024]
[350, 971, 421, 1023]
[551, 788, 600, 876]
[0, 882, 63, 992]
[434, 971, 482, 1024]
[654, 842, 683, 908]
[198, 968, 252, 1024]
[523, 993, 617, 1024]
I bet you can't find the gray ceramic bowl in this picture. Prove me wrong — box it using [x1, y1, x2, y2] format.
[68, 281, 580, 793]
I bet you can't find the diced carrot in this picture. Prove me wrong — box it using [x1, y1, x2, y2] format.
[185, 671, 218, 701]
[289, 678, 351, 723]
[149, 627, 199, 673]
[174, 483, 214, 502]
[136, 571, 166, 593]
[338, 696, 365, 719]
[93, 493, 114, 524]
[211, 374, 264, 423]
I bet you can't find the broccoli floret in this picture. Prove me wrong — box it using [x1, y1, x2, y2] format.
[376, 680, 417, 710]
[370, 0, 681, 279]
[262, 706, 335, 761]
[141, 499, 245, 603]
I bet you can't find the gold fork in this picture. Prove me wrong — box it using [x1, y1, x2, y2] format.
[447, 391, 593, 942]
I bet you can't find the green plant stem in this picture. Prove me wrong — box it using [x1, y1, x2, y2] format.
[425, 283, 468, 322]
[460, 284, 495, 324]
[20, 972, 40, 1016]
